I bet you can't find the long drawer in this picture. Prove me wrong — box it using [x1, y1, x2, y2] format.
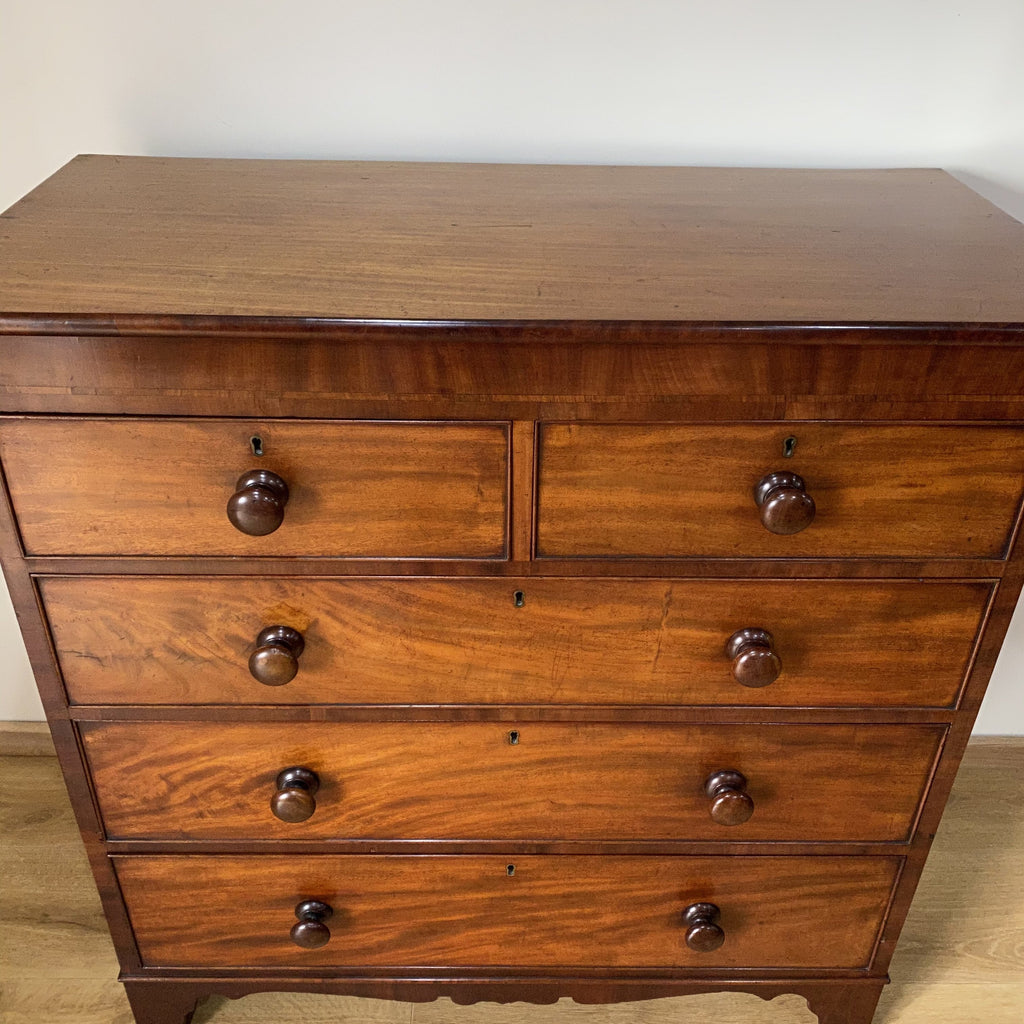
[81, 721, 944, 841]
[114, 854, 901, 969]
[0, 417, 509, 557]
[536, 423, 1024, 558]
[44, 576, 989, 707]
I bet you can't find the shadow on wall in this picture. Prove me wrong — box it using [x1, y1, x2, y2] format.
[949, 170, 1024, 225]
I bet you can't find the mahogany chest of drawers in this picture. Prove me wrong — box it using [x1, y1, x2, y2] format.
[2, 157, 1024, 1024]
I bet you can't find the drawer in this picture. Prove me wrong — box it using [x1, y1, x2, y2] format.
[536, 424, 1024, 558]
[0, 418, 508, 557]
[44, 576, 989, 707]
[114, 854, 901, 969]
[81, 721, 943, 841]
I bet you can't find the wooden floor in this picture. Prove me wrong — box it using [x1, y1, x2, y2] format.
[1, 739, 1022, 1024]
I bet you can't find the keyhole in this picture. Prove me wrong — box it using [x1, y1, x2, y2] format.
[783, 436, 797, 458]
[513, 590, 525, 608]
[250, 435, 265, 457]
[506, 864, 516, 876]
[508, 730, 520, 745]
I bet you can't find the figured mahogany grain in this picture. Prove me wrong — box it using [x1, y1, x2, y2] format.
[112, 854, 901, 969]
[41, 576, 990, 707]
[536, 424, 1024, 559]
[0, 418, 508, 558]
[79, 720, 943, 842]
[7, 334, 1024, 423]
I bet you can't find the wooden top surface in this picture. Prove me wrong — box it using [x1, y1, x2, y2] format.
[2, 155, 1024, 326]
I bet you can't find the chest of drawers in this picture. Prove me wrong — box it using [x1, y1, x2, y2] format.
[2, 157, 1024, 1024]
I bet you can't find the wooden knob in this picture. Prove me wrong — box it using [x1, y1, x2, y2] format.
[753, 471, 815, 535]
[271, 767, 320, 823]
[226, 470, 290, 536]
[249, 626, 305, 686]
[725, 628, 781, 688]
[704, 769, 754, 826]
[682, 902, 725, 952]
[290, 899, 333, 949]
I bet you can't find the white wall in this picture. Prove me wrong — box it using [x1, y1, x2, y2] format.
[2, 0, 1023, 730]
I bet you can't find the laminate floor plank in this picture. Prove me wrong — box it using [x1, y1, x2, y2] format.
[0, 979, 133, 1024]
[191, 995, 414, 1024]
[874, 983, 1024, 1023]
[2, 741, 1022, 1024]
[410, 993, 812, 1024]
[876, 740, 1024, 985]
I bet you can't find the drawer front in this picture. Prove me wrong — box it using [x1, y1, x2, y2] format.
[81, 721, 943, 841]
[114, 854, 900, 969]
[536, 424, 1024, 558]
[45, 577, 988, 707]
[0, 418, 508, 557]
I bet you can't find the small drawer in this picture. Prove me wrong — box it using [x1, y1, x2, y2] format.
[536, 423, 1024, 558]
[44, 576, 990, 708]
[0, 417, 508, 557]
[114, 853, 900, 969]
[81, 721, 943, 842]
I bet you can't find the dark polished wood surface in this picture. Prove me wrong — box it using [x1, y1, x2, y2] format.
[113, 854, 900, 969]
[0, 418, 509, 558]
[41, 576, 990, 707]
[3, 158, 1024, 323]
[11, 741, 1024, 1024]
[536, 424, 1024, 559]
[8, 334, 1024, 425]
[1, 158, 1023, 1024]
[79, 720, 942, 842]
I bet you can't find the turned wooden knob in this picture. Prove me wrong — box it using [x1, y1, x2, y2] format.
[682, 902, 725, 952]
[290, 899, 333, 948]
[704, 769, 754, 826]
[249, 625, 305, 686]
[725, 628, 781, 688]
[753, 471, 815, 535]
[271, 767, 320, 823]
[226, 469, 290, 536]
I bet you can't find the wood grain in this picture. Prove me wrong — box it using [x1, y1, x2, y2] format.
[3, 158, 1024, 323]
[112, 853, 899, 969]
[41, 576, 990, 708]
[3, 159, 1024, 1024]
[0, 418, 509, 558]
[536, 424, 1024, 559]
[7, 334, 1024, 424]
[3, 742, 1023, 1021]
[78, 721, 943, 842]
